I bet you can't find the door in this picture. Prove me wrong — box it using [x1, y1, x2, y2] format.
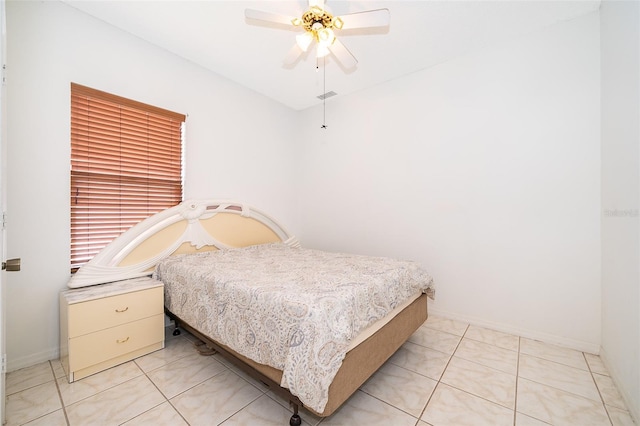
[1, 0, 6, 423]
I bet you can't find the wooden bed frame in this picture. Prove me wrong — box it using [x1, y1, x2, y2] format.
[68, 199, 429, 425]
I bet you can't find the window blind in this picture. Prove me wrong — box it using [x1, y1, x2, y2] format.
[70, 83, 185, 269]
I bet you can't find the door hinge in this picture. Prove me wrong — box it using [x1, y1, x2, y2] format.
[1, 211, 6, 230]
[1, 354, 6, 374]
[2, 64, 6, 85]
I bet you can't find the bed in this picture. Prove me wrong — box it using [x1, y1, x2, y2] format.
[68, 199, 435, 425]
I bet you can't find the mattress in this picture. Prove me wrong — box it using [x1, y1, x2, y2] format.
[155, 243, 434, 413]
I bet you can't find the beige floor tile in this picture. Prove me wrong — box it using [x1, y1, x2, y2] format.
[57, 361, 144, 406]
[515, 412, 551, 425]
[263, 391, 323, 426]
[5, 381, 62, 426]
[6, 362, 54, 396]
[320, 390, 417, 426]
[422, 383, 514, 426]
[21, 409, 67, 426]
[516, 378, 610, 425]
[49, 360, 66, 380]
[360, 362, 437, 417]
[65, 376, 165, 425]
[222, 394, 314, 425]
[174, 328, 200, 344]
[148, 352, 227, 399]
[213, 354, 270, 392]
[389, 341, 451, 380]
[441, 356, 516, 409]
[464, 325, 519, 351]
[170, 370, 263, 425]
[121, 401, 188, 426]
[585, 353, 609, 375]
[593, 373, 629, 410]
[5, 325, 637, 426]
[134, 336, 196, 373]
[607, 405, 637, 426]
[408, 326, 462, 354]
[454, 337, 518, 374]
[519, 354, 601, 402]
[520, 338, 588, 370]
[424, 315, 469, 336]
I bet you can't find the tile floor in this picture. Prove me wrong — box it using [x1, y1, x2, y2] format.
[4, 316, 637, 426]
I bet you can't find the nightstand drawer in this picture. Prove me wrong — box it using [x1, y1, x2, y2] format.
[68, 313, 164, 372]
[68, 286, 163, 337]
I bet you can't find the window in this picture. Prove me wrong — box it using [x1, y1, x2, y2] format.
[70, 83, 185, 269]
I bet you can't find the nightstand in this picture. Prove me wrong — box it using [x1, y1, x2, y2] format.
[60, 276, 165, 382]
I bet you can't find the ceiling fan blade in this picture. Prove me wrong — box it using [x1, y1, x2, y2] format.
[309, 0, 325, 9]
[329, 38, 357, 69]
[283, 44, 304, 66]
[244, 9, 297, 26]
[338, 9, 390, 30]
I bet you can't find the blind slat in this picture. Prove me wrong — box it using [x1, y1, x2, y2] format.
[70, 83, 184, 268]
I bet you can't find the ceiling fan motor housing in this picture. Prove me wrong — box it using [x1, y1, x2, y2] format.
[298, 6, 344, 34]
[245, 1, 390, 68]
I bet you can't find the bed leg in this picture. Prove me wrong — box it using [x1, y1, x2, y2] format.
[172, 322, 181, 336]
[289, 403, 302, 426]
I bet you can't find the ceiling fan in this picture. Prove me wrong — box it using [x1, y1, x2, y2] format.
[244, 0, 390, 69]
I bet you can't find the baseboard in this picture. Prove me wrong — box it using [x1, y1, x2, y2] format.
[6, 347, 60, 373]
[599, 347, 640, 424]
[428, 308, 601, 354]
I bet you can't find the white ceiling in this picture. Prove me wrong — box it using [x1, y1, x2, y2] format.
[63, 0, 601, 111]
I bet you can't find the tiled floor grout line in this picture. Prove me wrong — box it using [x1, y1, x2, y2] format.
[127, 334, 225, 426]
[513, 336, 520, 426]
[357, 386, 412, 420]
[57, 333, 187, 426]
[8, 322, 635, 426]
[415, 323, 470, 425]
[131, 356, 185, 426]
[584, 351, 615, 426]
[218, 385, 266, 426]
[518, 353, 619, 408]
[516, 350, 616, 424]
[424, 324, 615, 426]
[49, 360, 71, 426]
[171, 335, 223, 426]
[440, 323, 522, 417]
[142, 334, 277, 426]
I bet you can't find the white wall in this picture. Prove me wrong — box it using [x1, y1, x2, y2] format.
[5, 0, 298, 370]
[296, 12, 602, 351]
[4, 0, 616, 376]
[600, 0, 640, 421]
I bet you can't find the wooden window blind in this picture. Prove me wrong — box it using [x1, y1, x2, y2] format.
[70, 83, 185, 269]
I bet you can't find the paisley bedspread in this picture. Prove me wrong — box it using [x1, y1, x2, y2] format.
[154, 243, 434, 413]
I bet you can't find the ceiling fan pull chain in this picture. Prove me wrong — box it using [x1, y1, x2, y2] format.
[321, 56, 327, 130]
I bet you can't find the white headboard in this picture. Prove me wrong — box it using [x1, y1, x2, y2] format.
[68, 199, 299, 289]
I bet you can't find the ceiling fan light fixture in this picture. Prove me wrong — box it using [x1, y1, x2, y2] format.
[309, 5, 325, 16]
[316, 43, 330, 58]
[245, 1, 390, 70]
[317, 27, 335, 45]
[296, 32, 314, 51]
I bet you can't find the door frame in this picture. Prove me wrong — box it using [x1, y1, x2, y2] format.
[1, 0, 7, 422]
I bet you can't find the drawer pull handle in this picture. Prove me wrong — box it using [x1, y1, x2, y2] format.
[115, 307, 129, 313]
[116, 337, 130, 344]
